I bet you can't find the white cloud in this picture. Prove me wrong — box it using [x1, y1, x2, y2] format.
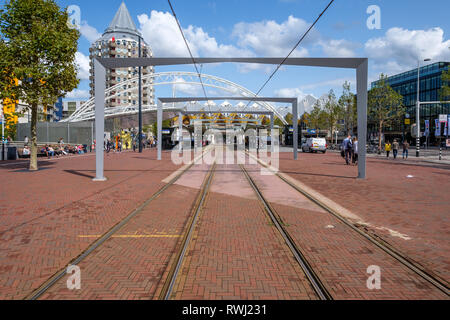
[365, 27, 450, 74]
[79, 21, 102, 43]
[75, 52, 90, 80]
[172, 76, 202, 95]
[275, 87, 308, 100]
[319, 39, 359, 57]
[138, 11, 249, 58]
[66, 89, 90, 99]
[231, 15, 315, 57]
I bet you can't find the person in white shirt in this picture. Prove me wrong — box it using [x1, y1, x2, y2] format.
[23, 146, 31, 156]
[352, 137, 359, 165]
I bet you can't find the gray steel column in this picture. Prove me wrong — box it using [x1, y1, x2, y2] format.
[270, 113, 274, 152]
[138, 36, 143, 153]
[157, 100, 163, 160]
[179, 112, 183, 154]
[293, 100, 298, 160]
[93, 59, 107, 181]
[357, 59, 368, 179]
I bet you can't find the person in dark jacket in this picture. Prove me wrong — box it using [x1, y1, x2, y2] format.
[343, 135, 353, 165]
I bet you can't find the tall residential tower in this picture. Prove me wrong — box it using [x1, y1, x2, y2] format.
[89, 2, 155, 109]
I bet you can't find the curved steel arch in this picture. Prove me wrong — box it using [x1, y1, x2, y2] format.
[64, 72, 288, 124]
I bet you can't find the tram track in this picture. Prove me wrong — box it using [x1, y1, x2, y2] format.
[239, 164, 332, 300]
[158, 163, 216, 300]
[161, 161, 329, 300]
[25, 149, 210, 300]
[249, 152, 450, 297]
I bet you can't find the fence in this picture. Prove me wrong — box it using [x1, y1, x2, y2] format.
[16, 122, 95, 145]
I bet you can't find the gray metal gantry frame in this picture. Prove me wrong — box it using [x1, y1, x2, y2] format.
[158, 96, 293, 159]
[93, 57, 368, 181]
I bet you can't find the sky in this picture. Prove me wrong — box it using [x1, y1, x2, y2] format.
[13, 0, 450, 104]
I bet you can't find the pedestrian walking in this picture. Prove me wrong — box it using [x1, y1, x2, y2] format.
[385, 141, 392, 158]
[352, 137, 359, 165]
[133, 138, 137, 152]
[392, 139, 399, 159]
[402, 140, 410, 159]
[24, 136, 29, 147]
[343, 135, 353, 165]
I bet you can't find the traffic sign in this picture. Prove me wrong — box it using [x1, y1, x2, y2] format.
[405, 119, 411, 125]
[405, 113, 410, 119]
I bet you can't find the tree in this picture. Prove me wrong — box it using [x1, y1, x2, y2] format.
[0, 0, 79, 170]
[368, 74, 404, 151]
[285, 113, 294, 125]
[274, 117, 284, 127]
[323, 89, 343, 144]
[339, 81, 357, 135]
[309, 101, 327, 137]
[441, 67, 450, 101]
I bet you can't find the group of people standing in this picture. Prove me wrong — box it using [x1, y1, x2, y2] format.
[341, 135, 359, 166]
[384, 140, 410, 160]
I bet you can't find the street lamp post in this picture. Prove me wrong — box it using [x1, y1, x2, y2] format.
[416, 58, 431, 157]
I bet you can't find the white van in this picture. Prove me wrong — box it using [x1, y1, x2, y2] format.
[302, 138, 327, 153]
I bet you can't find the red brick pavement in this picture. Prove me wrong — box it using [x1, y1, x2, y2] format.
[277, 152, 450, 285]
[0, 150, 183, 299]
[39, 162, 211, 300]
[245, 162, 447, 299]
[172, 164, 317, 300]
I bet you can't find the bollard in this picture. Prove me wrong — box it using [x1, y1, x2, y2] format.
[439, 147, 442, 161]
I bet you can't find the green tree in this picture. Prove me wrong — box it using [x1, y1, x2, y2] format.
[274, 117, 284, 127]
[368, 74, 404, 151]
[323, 89, 343, 144]
[441, 67, 450, 101]
[0, 0, 79, 170]
[339, 81, 356, 135]
[309, 101, 327, 137]
[285, 113, 293, 125]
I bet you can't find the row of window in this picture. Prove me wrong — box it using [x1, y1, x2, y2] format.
[406, 104, 450, 118]
[386, 62, 448, 84]
[391, 75, 443, 96]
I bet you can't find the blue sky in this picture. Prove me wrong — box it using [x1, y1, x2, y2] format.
[45, 0, 450, 102]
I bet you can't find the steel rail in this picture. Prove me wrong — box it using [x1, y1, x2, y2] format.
[25, 150, 209, 300]
[159, 162, 216, 300]
[252, 155, 450, 296]
[240, 164, 333, 300]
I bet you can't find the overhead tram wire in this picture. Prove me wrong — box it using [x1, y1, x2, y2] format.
[246, 0, 335, 108]
[167, 0, 210, 113]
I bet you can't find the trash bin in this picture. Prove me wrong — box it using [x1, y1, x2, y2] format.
[7, 147, 17, 160]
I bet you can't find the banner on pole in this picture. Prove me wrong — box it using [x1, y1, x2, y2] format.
[435, 119, 441, 137]
[425, 120, 430, 137]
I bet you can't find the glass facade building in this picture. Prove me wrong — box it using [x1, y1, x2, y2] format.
[371, 61, 449, 144]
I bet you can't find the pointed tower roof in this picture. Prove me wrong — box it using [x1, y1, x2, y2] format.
[103, 2, 141, 37]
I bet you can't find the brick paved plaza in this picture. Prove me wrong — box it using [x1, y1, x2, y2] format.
[0, 149, 448, 300]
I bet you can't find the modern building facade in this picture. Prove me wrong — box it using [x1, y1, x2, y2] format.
[371, 61, 449, 144]
[89, 2, 155, 109]
[62, 100, 86, 120]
